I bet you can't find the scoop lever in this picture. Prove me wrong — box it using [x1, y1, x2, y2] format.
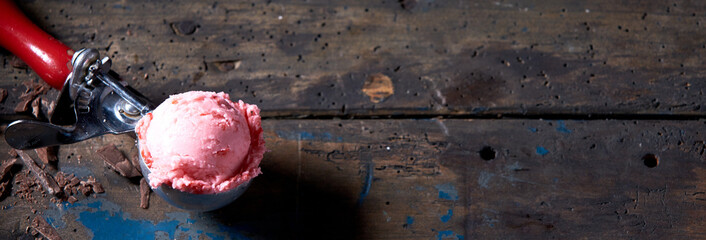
[5, 48, 155, 150]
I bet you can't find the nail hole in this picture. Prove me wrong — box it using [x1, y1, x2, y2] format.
[479, 146, 496, 161]
[642, 153, 659, 168]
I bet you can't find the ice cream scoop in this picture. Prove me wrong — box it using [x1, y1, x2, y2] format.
[136, 91, 266, 210]
[0, 0, 265, 211]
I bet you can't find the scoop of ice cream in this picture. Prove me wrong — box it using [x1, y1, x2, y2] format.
[136, 91, 265, 194]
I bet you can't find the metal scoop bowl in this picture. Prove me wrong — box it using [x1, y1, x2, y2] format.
[136, 143, 251, 211]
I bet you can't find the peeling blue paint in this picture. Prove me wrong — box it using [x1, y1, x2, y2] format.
[406, 216, 414, 225]
[51, 199, 247, 240]
[536, 146, 549, 156]
[477, 171, 494, 189]
[555, 120, 572, 133]
[435, 183, 459, 201]
[440, 209, 453, 223]
[471, 107, 488, 113]
[358, 153, 374, 205]
[528, 127, 537, 133]
[76, 201, 181, 240]
[275, 131, 342, 142]
[437, 230, 464, 240]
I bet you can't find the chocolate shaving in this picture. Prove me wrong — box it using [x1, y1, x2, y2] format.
[14, 97, 33, 113]
[41, 96, 57, 120]
[0, 180, 9, 199]
[35, 147, 58, 165]
[0, 158, 18, 182]
[139, 178, 150, 209]
[31, 97, 43, 119]
[0, 88, 7, 103]
[31, 216, 63, 240]
[67, 196, 77, 204]
[97, 145, 141, 178]
[15, 81, 50, 113]
[16, 150, 63, 197]
[10, 55, 28, 69]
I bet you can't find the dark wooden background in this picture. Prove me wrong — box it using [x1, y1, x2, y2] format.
[1, 0, 706, 239]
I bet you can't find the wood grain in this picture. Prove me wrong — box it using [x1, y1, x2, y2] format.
[0, 0, 704, 117]
[1, 119, 705, 239]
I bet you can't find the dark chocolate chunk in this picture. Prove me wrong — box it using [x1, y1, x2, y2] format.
[97, 145, 141, 178]
[35, 147, 58, 165]
[31, 216, 63, 240]
[139, 178, 150, 209]
[67, 196, 77, 204]
[17, 150, 63, 197]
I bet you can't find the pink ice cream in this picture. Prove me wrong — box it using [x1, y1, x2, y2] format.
[136, 91, 265, 194]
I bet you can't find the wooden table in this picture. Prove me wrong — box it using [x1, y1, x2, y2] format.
[1, 0, 705, 239]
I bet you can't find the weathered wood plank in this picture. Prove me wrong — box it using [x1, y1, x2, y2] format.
[1, 0, 705, 117]
[1, 119, 705, 239]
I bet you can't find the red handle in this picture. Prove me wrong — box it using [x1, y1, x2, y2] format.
[0, 0, 73, 89]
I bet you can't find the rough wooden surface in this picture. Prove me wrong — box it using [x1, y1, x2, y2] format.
[1, 120, 706, 239]
[1, 0, 706, 239]
[1, 0, 705, 117]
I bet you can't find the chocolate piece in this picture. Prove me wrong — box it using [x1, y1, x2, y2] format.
[97, 145, 141, 178]
[0, 88, 7, 103]
[139, 178, 150, 209]
[31, 216, 63, 240]
[67, 196, 77, 204]
[0, 180, 9, 199]
[55, 172, 67, 188]
[17, 151, 63, 197]
[31, 97, 42, 119]
[78, 184, 92, 196]
[41, 96, 57, 120]
[15, 81, 50, 113]
[0, 158, 18, 182]
[10, 55, 28, 69]
[91, 182, 104, 193]
[69, 177, 80, 187]
[14, 97, 33, 113]
[35, 147, 58, 165]
[130, 153, 141, 173]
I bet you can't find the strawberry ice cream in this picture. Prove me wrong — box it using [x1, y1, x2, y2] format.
[136, 91, 265, 194]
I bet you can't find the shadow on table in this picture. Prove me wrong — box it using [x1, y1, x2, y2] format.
[205, 159, 361, 240]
